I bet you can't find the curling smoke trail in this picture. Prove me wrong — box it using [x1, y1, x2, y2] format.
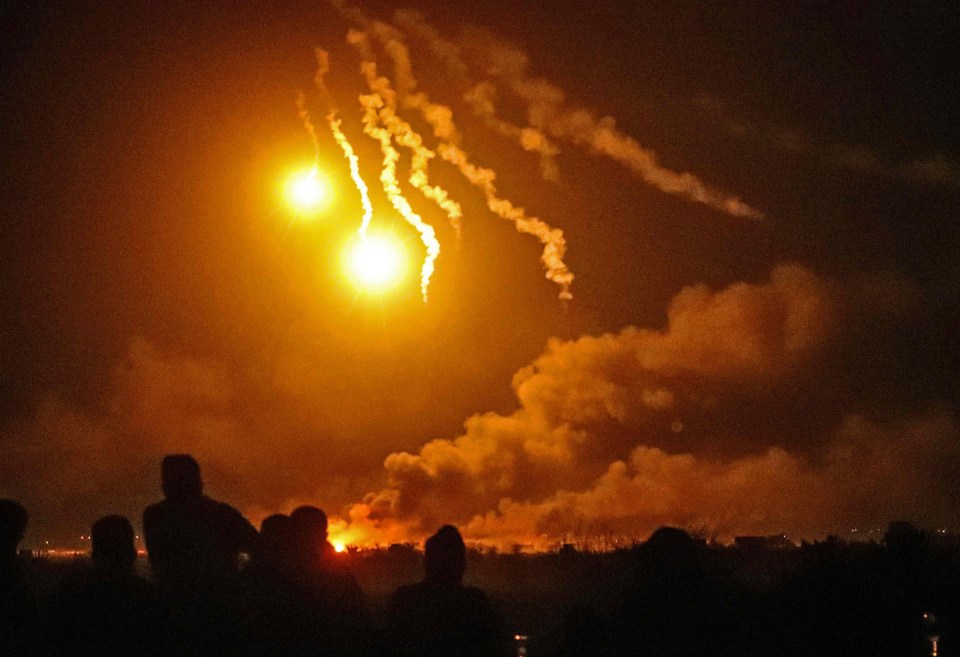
[348, 24, 574, 300]
[440, 142, 573, 300]
[390, 9, 561, 181]
[311, 50, 375, 236]
[347, 31, 462, 239]
[358, 92, 439, 301]
[395, 9, 762, 220]
[331, 116, 375, 237]
[463, 81, 561, 181]
[295, 92, 322, 164]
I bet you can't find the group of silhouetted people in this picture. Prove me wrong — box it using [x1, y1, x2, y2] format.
[1, 454, 506, 657]
[5, 456, 960, 656]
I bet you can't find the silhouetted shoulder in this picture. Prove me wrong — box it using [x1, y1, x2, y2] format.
[0, 555, 35, 655]
[388, 582, 504, 657]
[41, 570, 169, 657]
[210, 499, 257, 544]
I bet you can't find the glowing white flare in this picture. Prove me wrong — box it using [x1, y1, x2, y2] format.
[287, 168, 330, 213]
[345, 234, 405, 291]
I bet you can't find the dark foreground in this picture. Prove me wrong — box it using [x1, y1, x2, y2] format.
[7, 524, 960, 657]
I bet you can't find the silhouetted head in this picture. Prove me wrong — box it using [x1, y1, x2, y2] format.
[251, 514, 293, 573]
[161, 454, 203, 500]
[291, 506, 328, 564]
[885, 520, 926, 563]
[261, 513, 291, 537]
[0, 499, 28, 555]
[91, 515, 137, 574]
[424, 525, 466, 584]
[640, 527, 698, 566]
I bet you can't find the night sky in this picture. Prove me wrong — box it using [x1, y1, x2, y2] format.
[2, 1, 958, 546]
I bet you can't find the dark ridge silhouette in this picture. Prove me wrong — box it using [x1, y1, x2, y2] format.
[40, 515, 173, 657]
[386, 524, 507, 657]
[0, 499, 35, 656]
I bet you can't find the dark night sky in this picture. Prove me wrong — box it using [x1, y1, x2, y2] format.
[1, 1, 958, 544]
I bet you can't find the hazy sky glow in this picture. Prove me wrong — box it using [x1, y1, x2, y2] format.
[1, 1, 957, 548]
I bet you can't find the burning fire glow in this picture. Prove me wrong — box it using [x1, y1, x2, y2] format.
[332, 541, 347, 553]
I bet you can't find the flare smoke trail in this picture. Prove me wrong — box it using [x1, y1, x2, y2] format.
[347, 31, 462, 239]
[345, 21, 574, 300]
[394, 9, 762, 220]
[439, 142, 574, 300]
[354, 78, 440, 301]
[373, 12, 561, 181]
[331, 115, 375, 237]
[309, 50, 375, 236]
[295, 93, 321, 164]
[463, 81, 561, 181]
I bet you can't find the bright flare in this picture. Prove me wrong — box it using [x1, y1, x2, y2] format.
[345, 234, 405, 292]
[286, 168, 330, 214]
[333, 541, 346, 553]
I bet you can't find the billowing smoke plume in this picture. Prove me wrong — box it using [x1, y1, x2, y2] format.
[2, 267, 956, 546]
[341, 264, 958, 546]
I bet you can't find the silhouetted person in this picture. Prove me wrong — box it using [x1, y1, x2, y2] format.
[290, 506, 336, 574]
[240, 514, 299, 656]
[0, 499, 35, 656]
[143, 455, 257, 593]
[40, 515, 173, 657]
[283, 505, 367, 657]
[568, 527, 744, 657]
[143, 455, 256, 655]
[247, 513, 294, 580]
[386, 525, 505, 657]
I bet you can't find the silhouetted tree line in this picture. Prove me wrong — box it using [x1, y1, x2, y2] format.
[2, 455, 959, 656]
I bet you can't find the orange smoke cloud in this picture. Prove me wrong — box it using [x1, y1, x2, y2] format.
[463, 414, 959, 544]
[341, 265, 958, 546]
[2, 269, 953, 548]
